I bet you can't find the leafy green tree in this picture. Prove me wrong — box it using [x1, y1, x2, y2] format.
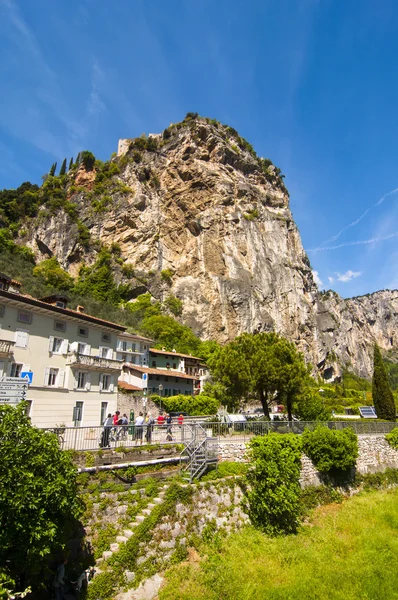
[163, 294, 183, 316]
[372, 344, 396, 421]
[80, 150, 96, 171]
[210, 332, 311, 418]
[294, 391, 331, 421]
[245, 434, 302, 535]
[142, 314, 202, 355]
[69, 157, 74, 170]
[302, 426, 358, 472]
[74, 250, 124, 303]
[0, 404, 82, 592]
[49, 162, 57, 176]
[59, 158, 67, 176]
[33, 257, 74, 290]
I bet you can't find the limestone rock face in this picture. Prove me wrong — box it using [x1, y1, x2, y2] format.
[22, 117, 398, 378]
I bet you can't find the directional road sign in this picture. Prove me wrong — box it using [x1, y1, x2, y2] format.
[0, 376, 30, 405]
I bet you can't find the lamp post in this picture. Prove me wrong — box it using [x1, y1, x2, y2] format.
[158, 384, 163, 413]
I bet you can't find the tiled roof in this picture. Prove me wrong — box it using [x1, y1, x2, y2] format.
[149, 347, 203, 361]
[118, 381, 142, 391]
[123, 363, 199, 380]
[0, 289, 126, 331]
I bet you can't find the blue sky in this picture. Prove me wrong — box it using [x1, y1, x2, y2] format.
[1, 0, 398, 298]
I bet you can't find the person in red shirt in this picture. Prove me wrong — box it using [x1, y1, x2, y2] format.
[157, 413, 165, 426]
[113, 411, 121, 426]
[177, 414, 184, 426]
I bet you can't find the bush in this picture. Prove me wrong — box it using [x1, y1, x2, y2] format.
[244, 434, 302, 535]
[80, 150, 96, 171]
[161, 268, 173, 283]
[302, 426, 358, 473]
[163, 294, 183, 316]
[385, 427, 398, 449]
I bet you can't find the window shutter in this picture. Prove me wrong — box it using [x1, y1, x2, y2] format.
[48, 336, 54, 352]
[107, 347, 113, 359]
[85, 373, 91, 391]
[73, 372, 77, 390]
[57, 369, 65, 388]
[99, 374, 103, 392]
[98, 346, 104, 357]
[85, 344, 91, 356]
[43, 367, 50, 386]
[15, 330, 29, 348]
[70, 341, 78, 353]
[109, 376, 114, 393]
[60, 339, 69, 354]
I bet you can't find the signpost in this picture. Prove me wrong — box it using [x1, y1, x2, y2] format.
[0, 376, 29, 405]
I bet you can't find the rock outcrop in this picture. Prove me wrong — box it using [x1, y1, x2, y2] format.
[21, 115, 398, 378]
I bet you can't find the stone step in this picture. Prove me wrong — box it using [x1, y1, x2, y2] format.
[110, 543, 120, 552]
[116, 535, 128, 544]
[95, 557, 104, 565]
[141, 508, 152, 516]
[129, 522, 140, 528]
[147, 503, 156, 509]
[123, 529, 134, 538]
[102, 550, 113, 560]
[135, 515, 145, 523]
[153, 497, 163, 505]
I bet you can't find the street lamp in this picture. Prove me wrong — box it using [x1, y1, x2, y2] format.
[158, 384, 163, 413]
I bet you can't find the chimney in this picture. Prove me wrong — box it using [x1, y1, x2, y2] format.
[76, 305, 85, 313]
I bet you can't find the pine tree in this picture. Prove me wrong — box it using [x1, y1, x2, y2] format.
[76, 152, 81, 165]
[372, 344, 396, 421]
[59, 158, 67, 176]
[69, 157, 73, 170]
[49, 162, 57, 176]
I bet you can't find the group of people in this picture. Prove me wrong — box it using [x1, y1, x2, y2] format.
[100, 410, 184, 447]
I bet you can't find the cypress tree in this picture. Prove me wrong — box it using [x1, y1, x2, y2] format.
[69, 157, 73, 170]
[59, 158, 67, 176]
[49, 162, 57, 176]
[76, 152, 81, 165]
[372, 344, 396, 421]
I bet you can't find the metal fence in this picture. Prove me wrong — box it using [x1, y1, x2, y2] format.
[41, 420, 398, 452]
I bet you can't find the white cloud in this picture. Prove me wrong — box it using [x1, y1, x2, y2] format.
[328, 276, 334, 283]
[336, 270, 362, 283]
[312, 270, 323, 287]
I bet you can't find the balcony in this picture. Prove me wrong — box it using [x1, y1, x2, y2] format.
[0, 339, 15, 357]
[66, 352, 122, 372]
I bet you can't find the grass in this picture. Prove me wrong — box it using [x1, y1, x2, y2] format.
[159, 488, 398, 600]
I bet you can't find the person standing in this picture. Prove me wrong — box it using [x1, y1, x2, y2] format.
[166, 413, 173, 441]
[101, 413, 113, 448]
[145, 412, 155, 443]
[178, 413, 184, 441]
[135, 412, 145, 445]
[54, 558, 67, 600]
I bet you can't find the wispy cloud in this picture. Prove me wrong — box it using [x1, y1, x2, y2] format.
[328, 276, 334, 284]
[336, 270, 362, 282]
[313, 186, 398, 250]
[312, 270, 323, 287]
[87, 59, 107, 118]
[308, 231, 398, 252]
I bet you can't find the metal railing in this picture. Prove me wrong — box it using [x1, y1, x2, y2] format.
[41, 420, 398, 452]
[66, 352, 122, 371]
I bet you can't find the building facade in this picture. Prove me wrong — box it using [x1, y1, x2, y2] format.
[0, 273, 125, 428]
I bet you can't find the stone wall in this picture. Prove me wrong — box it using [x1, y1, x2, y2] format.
[218, 436, 398, 488]
[117, 391, 160, 419]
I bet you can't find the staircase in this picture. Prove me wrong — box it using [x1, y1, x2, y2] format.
[181, 424, 218, 482]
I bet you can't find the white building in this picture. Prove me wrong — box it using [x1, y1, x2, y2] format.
[0, 273, 126, 428]
[116, 331, 152, 366]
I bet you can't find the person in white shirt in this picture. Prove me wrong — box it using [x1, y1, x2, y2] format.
[135, 412, 145, 445]
[101, 413, 113, 448]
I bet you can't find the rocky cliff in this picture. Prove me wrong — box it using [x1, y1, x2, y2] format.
[20, 115, 398, 378]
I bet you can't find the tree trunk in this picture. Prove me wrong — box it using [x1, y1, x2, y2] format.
[259, 389, 270, 419]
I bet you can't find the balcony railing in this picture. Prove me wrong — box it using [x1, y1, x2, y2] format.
[66, 352, 122, 372]
[0, 339, 15, 355]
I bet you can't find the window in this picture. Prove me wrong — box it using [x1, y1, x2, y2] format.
[144, 345, 147, 350]
[78, 342, 90, 355]
[10, 363, 22, 377]
[165, 376, 169, 381]
[121, 354, 127, 362]
[48, 368, 58, 386]
[56, 301, 65, 308]
[15, 329, 29, 348]
[152, 361, 157, 368]
[122, 341, 127, 351]
[99, 346, 112, 359]
[54, 320, 66, 332]
[73, 401, 84, 425]
[78, 326, 88, 337]
[100, 402, 108, 425]
[0, 305, 4, 318]
[173, 363, 177, 369]
[17, 310, 32, 324]
[100, 373, 114, 392]
[102, 333, 111, 343]
[77, 371, 87, 390]
[50, 337, 63, 354]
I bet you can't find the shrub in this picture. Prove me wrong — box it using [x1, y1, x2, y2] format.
[161, 268, 173, 283]
[243, 209, 259, 221]
[385, 427, 398, 449]
[245, 434, 302, 535]
[80, 150, 96, 171]
[302, 426, 358, 473]
[151, 393, 219, 416]
[163, 294, 183, 316]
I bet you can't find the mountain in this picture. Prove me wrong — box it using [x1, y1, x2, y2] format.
[4, 114, 398, 378]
